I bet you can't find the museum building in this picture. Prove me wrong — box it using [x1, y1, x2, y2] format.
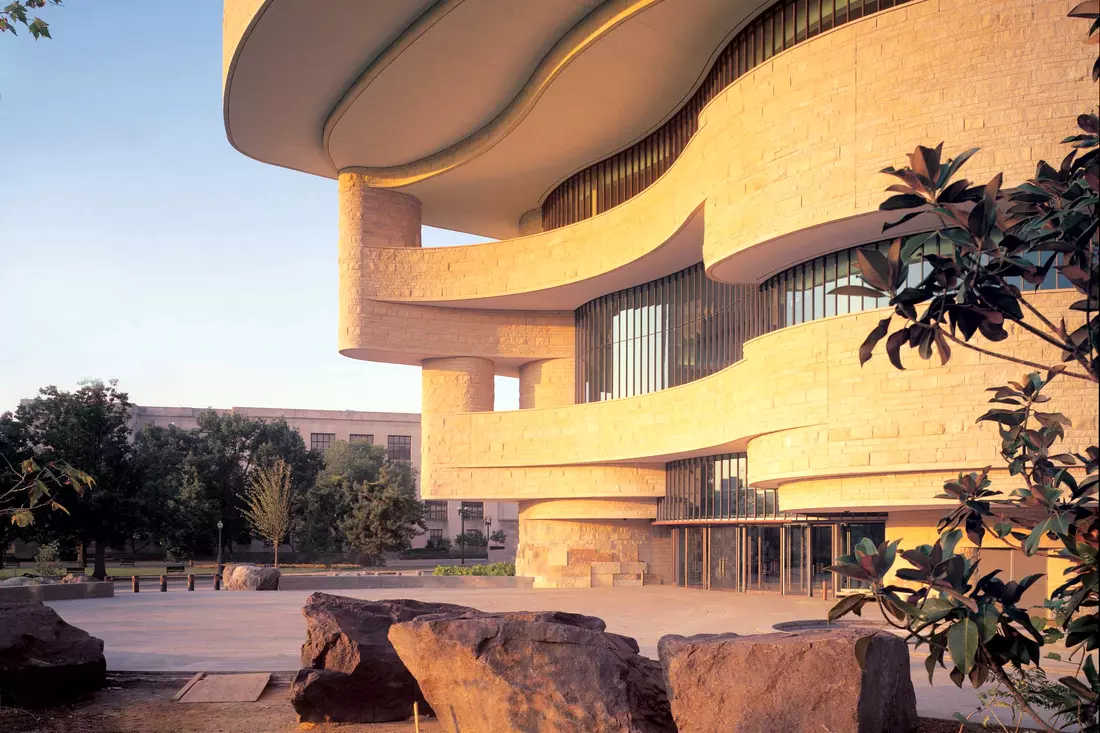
[222, 0, 1098, 593]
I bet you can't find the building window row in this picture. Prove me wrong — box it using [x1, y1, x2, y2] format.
[657, 453, 780, 522]
[310, 433, 411, 456]
[575, 235, 1068, 403]
[542, 0, 914, 229]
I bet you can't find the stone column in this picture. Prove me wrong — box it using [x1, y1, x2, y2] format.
[338, 172, 422, 250]
[518, 357, 575, 409]
[518, 207, 543, 236]
[420, 357, 495, 502]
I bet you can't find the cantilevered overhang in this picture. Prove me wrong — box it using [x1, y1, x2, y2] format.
[223, 0, 764, 238]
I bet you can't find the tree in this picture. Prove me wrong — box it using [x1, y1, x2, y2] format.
[0, 0, 62, 39]
[292, 439, 383, 556]
[339, 458, 426, 565]
[1, 412, 93, 539]
[490, 529, 507, 546]
[13, 381, 142, 579]
[240, 459, 294, 568]
[825, 12, 1098, 727]
[189, 410, 321, 555]
[455, 528, 488, 548]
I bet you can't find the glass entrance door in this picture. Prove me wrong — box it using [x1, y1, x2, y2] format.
[685, 527, 705, 588]
[747, 526, 782, 591]
[709, 526, 740, 591]
[784, 524, 807, 595]
[810, 525, 834, 594]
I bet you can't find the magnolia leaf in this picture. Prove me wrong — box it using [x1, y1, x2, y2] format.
[947, 619, 979, 676]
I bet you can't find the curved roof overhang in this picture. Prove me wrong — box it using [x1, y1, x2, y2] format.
[223, 0, 764, 238]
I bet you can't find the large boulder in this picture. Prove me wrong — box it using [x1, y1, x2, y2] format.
[222, 564, 279, 591]
[388, 610, 675, 733]
[658, 628, 917, 733]
[0, 576, 45, 587]
[290, 593, 477, 723]
[0, 600, 106, 708]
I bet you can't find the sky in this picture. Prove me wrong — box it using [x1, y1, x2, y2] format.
[0, 1, 518, 415]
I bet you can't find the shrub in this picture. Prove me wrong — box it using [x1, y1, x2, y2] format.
[34, 541, 62, 578]
[432, 562, 515, 576]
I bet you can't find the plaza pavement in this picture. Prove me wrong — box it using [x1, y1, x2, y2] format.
[46, 585, 1045, 724]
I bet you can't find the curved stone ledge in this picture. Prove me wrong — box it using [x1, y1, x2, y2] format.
[423, 292, 1097, 514]
[341, 0, 1094, 313]
[330, 0, 667, 187]
[338, 295, 574, 373]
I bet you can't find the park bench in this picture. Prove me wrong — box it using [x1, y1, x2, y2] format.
[64, 566, 85, 574]
[166, 564, 186, 574]
[119, 560, 135, 568]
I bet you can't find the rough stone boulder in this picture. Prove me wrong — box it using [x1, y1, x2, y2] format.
[0, 576, 44, 587]
[222, 564, 279, 591]
[290, 593, 477, 723]
[658, 628, 917, 733]
[388, 610, 675, 733]
[0, 600, 106, 707]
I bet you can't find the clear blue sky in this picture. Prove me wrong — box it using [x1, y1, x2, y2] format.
[0, 1, 517, 414]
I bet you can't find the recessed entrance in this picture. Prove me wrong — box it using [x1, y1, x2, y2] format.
[669, 520, 885, 595]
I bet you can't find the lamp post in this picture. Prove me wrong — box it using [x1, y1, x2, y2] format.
[457, 506, 470, 565]
[216, 520, 224, 583]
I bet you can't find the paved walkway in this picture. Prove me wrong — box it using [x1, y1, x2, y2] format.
[45, 585, 1044, 724]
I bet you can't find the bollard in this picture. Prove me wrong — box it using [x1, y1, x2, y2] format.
[132, 575, 140, 593]
[187, 574, 195, 591]
[160, 575, 167, 592]
[213, 574, 221, 591]
[821, 579, 829, 601]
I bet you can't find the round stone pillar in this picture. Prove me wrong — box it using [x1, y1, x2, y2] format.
[421, 357, 495, 499]
[338, 172, 422, 250]
[518, 207, 544, 236]
[421, 357, 495, 414]
[518, 357, 575, 409]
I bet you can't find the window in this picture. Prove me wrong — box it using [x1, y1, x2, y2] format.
[310, 433, 335, 452]
[349, 434, 373, 444]
[658, 453, 779, 522]
[429, 529, 443, 542]
[387, 435, 412, 461]
[425, 501, 448, 521]
[460, 501, 484, 519]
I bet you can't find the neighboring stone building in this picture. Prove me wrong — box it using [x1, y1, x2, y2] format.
[221, 0, 1098, 589]
[133, 406, 518, 555]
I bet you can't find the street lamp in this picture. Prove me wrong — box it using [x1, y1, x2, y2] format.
[216, 520, 224, 583]
[457, 505, 470, 565]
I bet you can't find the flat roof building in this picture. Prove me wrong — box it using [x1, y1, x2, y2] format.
[134, 406, 517, 554]
[222, 0, 1097, 590]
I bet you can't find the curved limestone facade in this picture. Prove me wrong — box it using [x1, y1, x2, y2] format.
[225, 0, 1098, 590]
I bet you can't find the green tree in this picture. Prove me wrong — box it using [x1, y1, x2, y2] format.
[339, 458, 425, 565]
[241, 459, 294, 568]
[293, 439, 385, 556]
[13, 381, 142, 579]
[0, 412, 93, 567]
[0, 0, 62, 39]
[188, 410, 321, 554]
[825, 16, 1098, 725]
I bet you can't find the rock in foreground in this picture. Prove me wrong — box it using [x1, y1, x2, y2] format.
[222, 564, 279, 591]
[0, 601, 106, 708]
[291, 594, 476, 723]
[389, 610, 674, 733]
[658, 628, 916, 733]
